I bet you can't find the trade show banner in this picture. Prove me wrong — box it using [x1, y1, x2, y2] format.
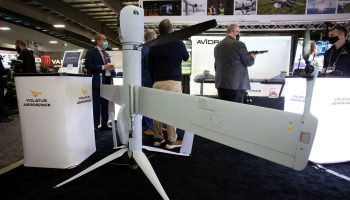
[190, 35, 291, 95]
[284, 77, 350, 164]
[143, 0, 350, 22]
[59, 50, 82, 74]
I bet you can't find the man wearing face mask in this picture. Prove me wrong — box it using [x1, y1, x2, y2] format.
[14, 40, 37, 73]
[214, 24, 256, 103]
[322, 24, 350, 76]
[85, 34, 116, 132]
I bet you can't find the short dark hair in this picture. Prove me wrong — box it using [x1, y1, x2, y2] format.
[158, 19, 173, 35]
[330, 24, 348, 37]
[15, 40, 27, 48]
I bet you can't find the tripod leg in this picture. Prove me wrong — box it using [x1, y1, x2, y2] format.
[54, 148, 127, 188]
[132, 150, 169, 200]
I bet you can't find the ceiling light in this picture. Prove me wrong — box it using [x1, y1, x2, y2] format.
[49, 41, 58, 44]
[112, 48, 119, 50]
[0, 27, 10, 30]
[91, 39, 95, 42]
[53, 24, 65, 28]
[63, 43, 68, 46]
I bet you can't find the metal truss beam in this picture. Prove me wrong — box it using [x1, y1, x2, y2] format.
[145, 21, 350, 33]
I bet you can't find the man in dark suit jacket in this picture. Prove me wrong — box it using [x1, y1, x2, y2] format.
[214, 24, 256, 103]
[85, 34, 115, 131]
[15, 40, 37, 73]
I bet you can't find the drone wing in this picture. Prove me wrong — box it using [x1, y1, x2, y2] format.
[142, 19, 217, 47]
[137, 85, 317, 171]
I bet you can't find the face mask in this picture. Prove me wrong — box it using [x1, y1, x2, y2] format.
[102, 41, 109, 49]
[328, 36, 339, 44]
[235, 34, 240, 41]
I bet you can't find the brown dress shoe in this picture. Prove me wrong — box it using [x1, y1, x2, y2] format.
[143, 130, 154, 136]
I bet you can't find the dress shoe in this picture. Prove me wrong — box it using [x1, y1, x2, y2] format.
[100, 125, 112, 131]
[143, 130, 154, 136]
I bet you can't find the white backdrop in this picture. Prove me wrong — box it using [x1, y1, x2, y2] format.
[191, 36, 292, 95]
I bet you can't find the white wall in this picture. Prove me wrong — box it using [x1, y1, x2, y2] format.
[190, 35, 291, 95]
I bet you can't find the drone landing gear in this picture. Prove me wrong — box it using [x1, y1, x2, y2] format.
[54, 147, 170, 200]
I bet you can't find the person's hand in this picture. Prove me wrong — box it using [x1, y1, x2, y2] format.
[104, 63, 114, 70]
[250, 53, 257, 59]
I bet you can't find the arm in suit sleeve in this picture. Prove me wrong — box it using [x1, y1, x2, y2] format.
[238, 42, 255, 67]
[147, 48, 155, 82]
[323, 50, 330, 71]
[181, 42, 189, 61]
[85, 49, 103, 74]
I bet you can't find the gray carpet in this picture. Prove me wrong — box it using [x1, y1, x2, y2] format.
[0, 114, 23, 168]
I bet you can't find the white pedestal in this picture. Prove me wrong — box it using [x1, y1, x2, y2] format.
[15, 73, 96, 169]
[284, 77, 350, 164]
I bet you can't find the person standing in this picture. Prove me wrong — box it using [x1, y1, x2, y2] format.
[14, 40, 37, 73]
[148, 19, 189, 149]
[85, 34, 115, 131]
[214, 24, 256, 103]
[322, 24, 350, 76]
[141, 30, 157, 136]
[0, 56, 12, 123]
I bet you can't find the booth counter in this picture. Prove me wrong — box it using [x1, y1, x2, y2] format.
[15, 73, 96, 169]
[284, 77, 350, 164]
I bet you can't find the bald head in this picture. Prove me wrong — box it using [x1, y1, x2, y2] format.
[95, 34, 107, 48]
[226, 24, 241, 39]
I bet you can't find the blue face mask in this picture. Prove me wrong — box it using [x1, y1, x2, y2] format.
[102, 41, 109, 49]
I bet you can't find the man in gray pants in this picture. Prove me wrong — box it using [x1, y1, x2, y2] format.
[214, 24, 256, 103]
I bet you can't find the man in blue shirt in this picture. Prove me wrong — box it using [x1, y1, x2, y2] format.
[142, 30, 157, 136]
[148, 19, 189, 149]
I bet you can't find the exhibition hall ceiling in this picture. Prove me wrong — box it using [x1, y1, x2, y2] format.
[0, 0, 139, 50]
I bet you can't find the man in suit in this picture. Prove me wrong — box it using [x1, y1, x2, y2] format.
[214, 24, 256, 103]
[14, 40, 37, 73]
[85, 34, 115, 131]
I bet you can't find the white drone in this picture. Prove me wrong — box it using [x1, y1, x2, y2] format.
[55, 5, 318, 200]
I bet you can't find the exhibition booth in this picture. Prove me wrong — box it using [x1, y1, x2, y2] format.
[14, 73, 96, 169]
[284, 77, 350, 164]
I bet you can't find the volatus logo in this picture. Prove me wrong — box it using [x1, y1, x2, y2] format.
[77, 88, 92, 104]
[30, 90, 42, 98]
[24, 90, 50, 107]
[81, 88, 89, 95]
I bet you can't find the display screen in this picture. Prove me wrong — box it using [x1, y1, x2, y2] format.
[292, 40, 331, 72]
[0, 49, 17, 69]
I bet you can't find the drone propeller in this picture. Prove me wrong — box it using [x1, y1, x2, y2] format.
[143, 19, 217, 47]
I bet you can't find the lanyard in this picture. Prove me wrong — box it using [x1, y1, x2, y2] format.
[328, 46, 345, 68]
